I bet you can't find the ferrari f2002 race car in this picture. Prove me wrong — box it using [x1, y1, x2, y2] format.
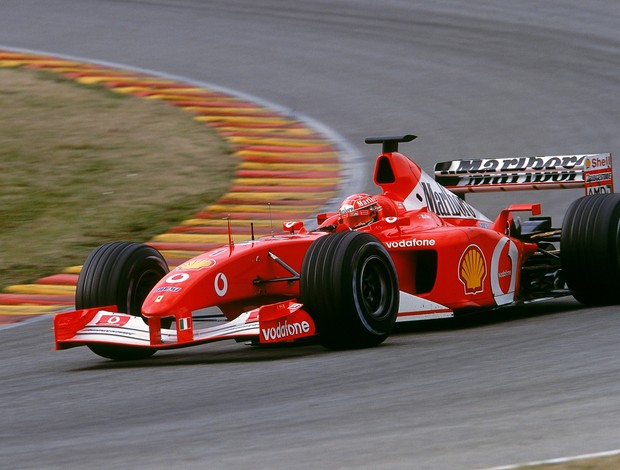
[54, 134, 617, 360]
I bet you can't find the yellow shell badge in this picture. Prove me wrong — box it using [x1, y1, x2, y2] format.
[176, 259, 216, 271]
[459, 245, 487, 294]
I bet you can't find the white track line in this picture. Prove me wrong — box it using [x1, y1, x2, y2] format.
[482, 448, 620, 469]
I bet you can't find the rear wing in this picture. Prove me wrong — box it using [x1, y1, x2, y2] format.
[434, 154, 614, 195]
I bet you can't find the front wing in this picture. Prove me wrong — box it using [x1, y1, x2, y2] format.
[54, 300, 317, 351]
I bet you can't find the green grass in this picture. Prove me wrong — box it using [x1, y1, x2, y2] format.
[0, 67, 236, 290]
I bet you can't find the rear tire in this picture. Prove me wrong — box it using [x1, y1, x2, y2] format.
[561, 194, 620, 305]
[300, 232, 399, 349]
[76, 242, 169, 360]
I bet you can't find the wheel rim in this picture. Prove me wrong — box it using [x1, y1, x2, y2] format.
[359, 255, 393, 321]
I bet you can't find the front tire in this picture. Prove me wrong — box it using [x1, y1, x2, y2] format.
[300, 232, 399, 349]
[561, 193, 620, 305]
[76, 241, 169, 360]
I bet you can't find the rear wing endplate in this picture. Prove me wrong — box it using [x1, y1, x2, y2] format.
[434, 154, 614, 195]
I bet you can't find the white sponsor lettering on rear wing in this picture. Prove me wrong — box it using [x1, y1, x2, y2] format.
[434, 154, 614, 195]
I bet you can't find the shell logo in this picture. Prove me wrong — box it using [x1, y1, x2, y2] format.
[176, 259, 216, 271]
[459, 245, 487, 294]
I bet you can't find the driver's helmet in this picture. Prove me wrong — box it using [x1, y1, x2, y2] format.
[338, 193, 383, 230]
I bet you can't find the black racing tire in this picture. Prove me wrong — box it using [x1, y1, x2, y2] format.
[76, 241, 169, 360]
[300, 231, 399, 349]
[561, 193, 620, 305]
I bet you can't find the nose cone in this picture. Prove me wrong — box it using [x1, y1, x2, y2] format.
[142, 292, 176, 317]
[142, 271, 195, 318]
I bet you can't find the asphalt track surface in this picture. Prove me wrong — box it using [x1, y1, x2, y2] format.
[2, 1, 620, 469]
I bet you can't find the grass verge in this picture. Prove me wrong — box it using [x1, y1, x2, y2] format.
[0, 67, 235, 290]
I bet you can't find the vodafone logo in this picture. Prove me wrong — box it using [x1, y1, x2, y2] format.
[496, 244, 513, 294]
[491, 237, 518, 305]
[96, 314, 130, 327]
[261, 320, 311, 341]
[385, 238, 436, 248]
[166, 273, 190, 284]
[214, 273, 228, 297]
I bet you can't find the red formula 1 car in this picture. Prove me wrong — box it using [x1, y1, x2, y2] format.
[54, 134, 618, 360]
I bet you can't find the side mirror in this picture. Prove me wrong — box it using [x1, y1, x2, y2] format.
[283, 221, 305, 234]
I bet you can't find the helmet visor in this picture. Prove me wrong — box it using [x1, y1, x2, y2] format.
[342, 209, 374, 229]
